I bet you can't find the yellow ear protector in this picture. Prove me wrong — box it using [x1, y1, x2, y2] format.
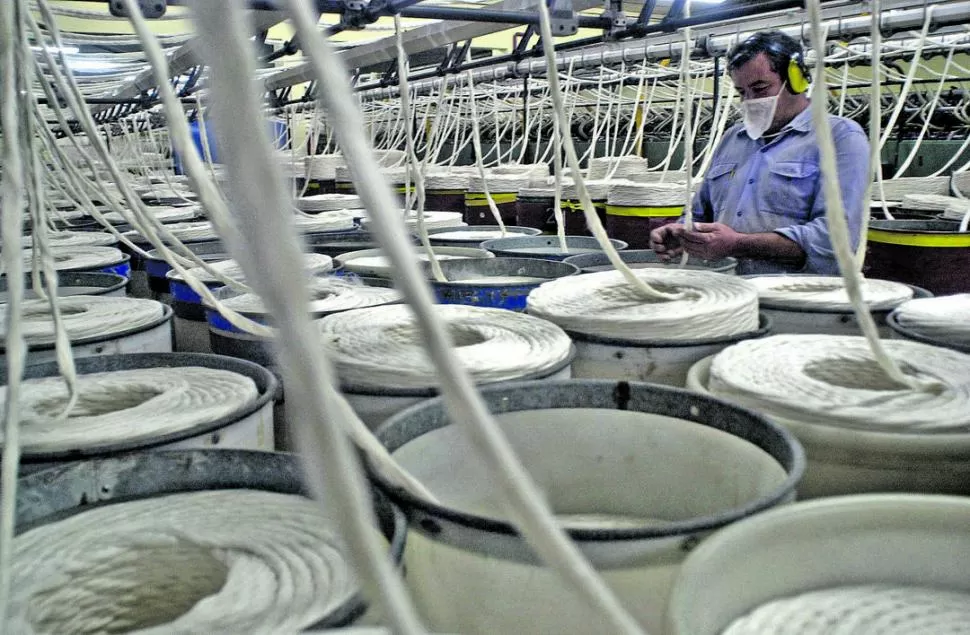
[787, 53, 811, 94]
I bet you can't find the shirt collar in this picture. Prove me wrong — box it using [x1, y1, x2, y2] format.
[735, 103, 813, 138]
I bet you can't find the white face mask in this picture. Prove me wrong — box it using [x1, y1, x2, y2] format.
[740, 90, 781, 140]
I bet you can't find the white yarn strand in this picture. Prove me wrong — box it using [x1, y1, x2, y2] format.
[188, 2, 424, 631]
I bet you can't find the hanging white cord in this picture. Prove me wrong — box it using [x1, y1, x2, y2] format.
[804, 0, 937, 392]
[185, 2, 426, 632]
[286, 0, 645, 630]
[466, 71, 509, 233]
[537, 3, 680, 304]
[879, 7, 935, 150]
[894, 45, 956, 177]
[394, 14, 445, 282]
[681, 5, 695, 240]
[0, 0, 27, 620]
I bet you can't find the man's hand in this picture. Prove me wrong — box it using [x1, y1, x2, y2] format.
[649, 223, 687, 261]
[681, 222, 743, 260]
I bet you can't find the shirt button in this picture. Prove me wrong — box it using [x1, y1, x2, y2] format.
[747, 178, 755, 184]
[737, 211, 743, 217]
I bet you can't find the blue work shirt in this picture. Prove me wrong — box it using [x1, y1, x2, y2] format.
[690, 106, 870, 275]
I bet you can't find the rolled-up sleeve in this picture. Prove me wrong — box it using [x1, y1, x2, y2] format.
[774, 119, 870, 274]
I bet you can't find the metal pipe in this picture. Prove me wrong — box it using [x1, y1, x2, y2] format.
[396, 5, 611, 28]
[357, 0, 970, 98]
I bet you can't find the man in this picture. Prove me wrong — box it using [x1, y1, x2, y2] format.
[649, 31, 870, 275]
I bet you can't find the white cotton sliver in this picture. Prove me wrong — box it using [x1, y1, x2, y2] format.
[9, 490, 361, 634]
[21, 246, 124, 273]
[0, 367, 258, 453]
[0, 295, 165, 346]
[707, 334, 970, 432]
[176, 252, 333, 284]
[892, 294, 970, 347]
[318, 303, 573, 390]
[721, 584, 970, 635]
[748, 275, 913, 311]
[527, 268, 759, 342]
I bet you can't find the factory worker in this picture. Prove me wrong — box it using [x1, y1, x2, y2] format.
[649, 30, 870, 275]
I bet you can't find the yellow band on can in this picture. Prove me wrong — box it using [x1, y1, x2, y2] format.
[867, 228, 970, 248]
[464, 192, 517, 206]
[604, 204, 685, 218]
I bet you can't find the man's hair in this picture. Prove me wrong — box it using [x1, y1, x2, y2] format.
[727, 31, 807, 82]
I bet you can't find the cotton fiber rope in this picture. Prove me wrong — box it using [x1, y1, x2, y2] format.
[429, 228, 535, 242]
[562, 179, 609, 202]
[748, 276, 914, 311]
[0, 295, 165, 347]
[124, 221, 219, 243]
[317, 304, 572, 390]
[424, 171, 470, 191]
[707, 334, 970, 432]
[0, 366, 257, 453]
[7, 490, 363, 634]
[284, 0, 644, 630]
[222, 276, 400, 317]
[901, 194, 965, 212]
[102, 205, 199, 225]
[892, 294, 970, 348]
[296, 194, 363, 213]
[527, 269, 759, 342]
[20, 231, 116, 249]
[805, 0, 935, 394]
[305, 154, 343, 181]
[607, 182, 684, 206]
[872, 177, 951, 201]
[292, 210, 357, 233]
[721, 584, 970, 635]
[360, 211, 465, 232]
[178, 253, 333, 285]
[19, 246, 123, 273]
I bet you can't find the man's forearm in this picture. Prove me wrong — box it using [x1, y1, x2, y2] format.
[734, 232, 806, 264]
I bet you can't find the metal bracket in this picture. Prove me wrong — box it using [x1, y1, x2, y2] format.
[339, 0, 370, 30]
[601, 0, 628, 38]
[548, 0, 578, 37]
[658, 0, 687, 32]
[108, 0, 166, 18]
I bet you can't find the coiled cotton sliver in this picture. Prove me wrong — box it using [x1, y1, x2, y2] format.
[607, 181, 684, 206]
[942, 200, 970, 221]
[748, 275, 914, 311]
[1, 367, 258, 453]
[721, 585, 970, 635]
[360, 211, 465, 232]
[125, 221, 218, 243]
[526, 269, 759, 342]
[425, 172, 470, 191]
[707, 335, 970, 432]
[103, 205, 199, 225]
[561, 179, 609, 201]
[871, 176, 950, 201]
[900, 194, 964, 212]
[222, 277, 400, 315]
[9, 490, 357, 634]
[304, 154, 343, 180]
[180, 253, 333, 284]
[292, 210, 357, 232]
[295, 194, 362, 213]
[21, 246, 124, 272]
[318, 304, 573, 390]
[1, 295, 165, 346]
[21, 231, 117, 248]
[892, 294, 970, 347]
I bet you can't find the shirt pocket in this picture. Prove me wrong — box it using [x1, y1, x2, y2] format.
[705, 162, 736, 216]
[759, 160, 818, 220]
